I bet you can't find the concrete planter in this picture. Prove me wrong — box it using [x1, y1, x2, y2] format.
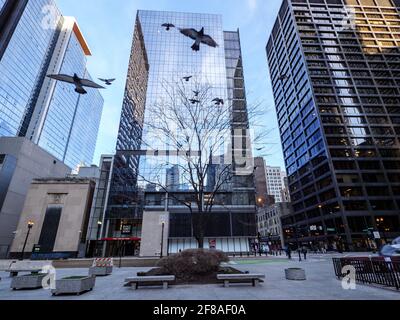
[51, 276, 96, 296]
[89, 266, 113, 277]
[285, 268, 306, 281]
[11, 274, 46, 290]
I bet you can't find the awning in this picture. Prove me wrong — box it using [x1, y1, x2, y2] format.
[100, 237, 141, 242]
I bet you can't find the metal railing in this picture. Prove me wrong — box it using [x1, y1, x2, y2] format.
[333, 257, 400, 290]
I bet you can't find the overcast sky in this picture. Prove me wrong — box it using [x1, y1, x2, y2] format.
[56, 0, 285, 169]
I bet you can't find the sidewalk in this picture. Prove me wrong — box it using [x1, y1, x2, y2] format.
[0, 256, 398, 300]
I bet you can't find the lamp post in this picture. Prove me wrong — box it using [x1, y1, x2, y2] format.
[97, 221, 102, 239]
[20, 220, 34, 261]
[294, 225, 302, 262]
[160, 222, 165, 259]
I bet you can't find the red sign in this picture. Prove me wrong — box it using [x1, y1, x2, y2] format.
[209, 239, 216, 250]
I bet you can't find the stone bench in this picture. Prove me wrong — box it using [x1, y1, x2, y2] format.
[124, 276, 175, 290]
[7, 261, 52, 277]
[217, 274, 266, 287]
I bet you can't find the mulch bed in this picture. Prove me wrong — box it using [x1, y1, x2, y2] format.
[137, 267, 245, 285]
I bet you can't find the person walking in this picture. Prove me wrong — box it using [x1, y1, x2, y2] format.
[302, 246, 308, 260]
[286, 246, 292, 260]
[265, 244, 270, 256]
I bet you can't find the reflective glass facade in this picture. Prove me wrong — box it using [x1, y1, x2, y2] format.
[0, 0, 61, 136]
[37, 32, 102, 169]
[267, 0, 400, 251]
[0, 0, 7, 10]
[98, 11, 256, 253]
[64, 72, 103, 168]
[137, 11, 229, 188]
[0, 1, 103, 169]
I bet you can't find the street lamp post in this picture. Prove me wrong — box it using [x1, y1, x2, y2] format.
[294, 225, 302, 262]
[160, 222, 165, 259]
[20, 220, 34, 261]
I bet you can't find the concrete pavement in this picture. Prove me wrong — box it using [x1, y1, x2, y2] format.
[0, 254, 399, 300]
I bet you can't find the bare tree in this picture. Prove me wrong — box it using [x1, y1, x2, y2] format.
[138, 79, 267, 248]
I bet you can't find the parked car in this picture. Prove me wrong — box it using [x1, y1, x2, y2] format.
[379, 244, 400, 257]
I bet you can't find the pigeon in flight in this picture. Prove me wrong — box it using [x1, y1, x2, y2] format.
[47, 73, 105, 94]
[98, 78, 116, 86]
[183, 76, 193, 82]
[162, 23, 175, 31]
[278, 74, 288, 82]
[212, 98, 224, 106]
[193, 90, 200, 97]
[189, 99, 200, 104]
[179, 27, 218, 51]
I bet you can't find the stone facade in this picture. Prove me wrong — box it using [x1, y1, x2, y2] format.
[140, 211, 169, 257]
[9, 177, 95, 258]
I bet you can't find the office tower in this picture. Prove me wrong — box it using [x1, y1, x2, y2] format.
[0, 0, 103, 169]
[254, 157, 275, 207]
[86, 14, 149, 257]
[267, 0, 400, 251]
[0, 0, 29, 60]
[94, 10, 255, 257]
[166, 165, 180, 191]
[265, 166, 287, 203]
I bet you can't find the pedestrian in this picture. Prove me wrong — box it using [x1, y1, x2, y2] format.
[286, 246, 292, 260]
[302, 246, 308, 260]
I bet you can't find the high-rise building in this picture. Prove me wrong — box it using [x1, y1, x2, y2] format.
[265, 166, 287, 203]
[166, 165, 180, 191]
[254, 157, 288, 204]
[0, 0, 103, 169]
[86, 14, 149, 257]
[93, 10, 256, 257]
[267, 0, 400, 251]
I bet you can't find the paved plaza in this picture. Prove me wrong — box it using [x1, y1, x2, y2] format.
[0, 254, 399, 300]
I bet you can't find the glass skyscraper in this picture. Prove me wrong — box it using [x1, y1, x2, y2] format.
[267, 0, 400, 251]
[0, 0, 103, 169]
[91, 10, 256, 257]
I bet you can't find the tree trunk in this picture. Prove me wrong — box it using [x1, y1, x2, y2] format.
[197, 237, 204, 249]
[193, 211, 205, 249]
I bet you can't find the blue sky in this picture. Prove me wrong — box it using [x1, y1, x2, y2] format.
[56, 0, 285, 169]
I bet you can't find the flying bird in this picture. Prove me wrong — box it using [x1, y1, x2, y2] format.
[98, 78, 116, 86]
[212, 98, 224, 106]
[162, 23, 175, 31]
[193, 90, 200, 97]
[47, 73, 105, 94]
[189, 99, 200, 104]
[179, 27, 218, 51]
[183, 76, 192, 82]
[278, 74, 288, 82]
